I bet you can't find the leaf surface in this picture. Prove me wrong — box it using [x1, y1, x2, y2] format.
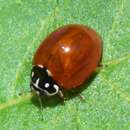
[0, 0, 130, 130]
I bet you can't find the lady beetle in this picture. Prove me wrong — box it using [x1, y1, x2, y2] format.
[30, 24, 102, 99]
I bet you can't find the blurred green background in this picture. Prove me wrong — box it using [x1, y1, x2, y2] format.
[0, 0, 130, 130]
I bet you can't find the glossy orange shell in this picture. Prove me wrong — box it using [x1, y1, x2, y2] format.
[33, 24, 102, 89]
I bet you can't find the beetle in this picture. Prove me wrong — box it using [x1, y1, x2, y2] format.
[30, 24, 102, 100]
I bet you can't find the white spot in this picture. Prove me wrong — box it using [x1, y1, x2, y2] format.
[44, 83, 50, 88]
[32, 72, 34, 77]
[38, 64, 44, 68]
[46, 69, 52, 76]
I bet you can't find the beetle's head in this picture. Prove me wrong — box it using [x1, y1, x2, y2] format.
[30, 65, 59, 97]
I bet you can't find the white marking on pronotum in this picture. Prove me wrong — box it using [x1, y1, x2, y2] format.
[43, 84, 59, 96]
[38, 64, 44, 68]
[31, 78, 40, 89]
[53, 84, 59, 93]
[44, 83, 50, 88]
[31, 78, 59, 96]
[31, 78, 41, 95]
[32, 82, 39, 89]
[32, 82, 59, 96]
[46, 69, 52, 76]
[35, 78, 40, 86]
[32, 72, 34, 77]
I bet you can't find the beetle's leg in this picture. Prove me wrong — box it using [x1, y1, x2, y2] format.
[58, 90, 66, 102]
[38, 96, 44, 120]
[78, 93, 85, 102]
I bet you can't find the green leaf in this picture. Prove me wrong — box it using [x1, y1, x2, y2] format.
[0, 0, 130, 130]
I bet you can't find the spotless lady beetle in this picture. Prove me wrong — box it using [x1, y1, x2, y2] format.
[30, 24, 102, 99]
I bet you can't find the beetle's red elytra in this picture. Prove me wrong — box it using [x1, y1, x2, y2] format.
[30, 24, 102, 98]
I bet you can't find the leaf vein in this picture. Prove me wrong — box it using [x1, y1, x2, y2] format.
[0, 93, 32, 110]
[103, 53, 130, 66]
